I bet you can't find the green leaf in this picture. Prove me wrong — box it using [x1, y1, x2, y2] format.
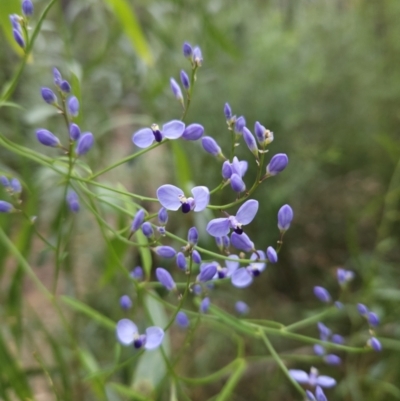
[102, 0, 153, 65]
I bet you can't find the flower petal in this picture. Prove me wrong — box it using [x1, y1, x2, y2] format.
[235, 199, 259, 225]
[157, 184, 183, 210]
[144, 326, 164, 350]
[116, 319, 138, 346]
[206, 218, 230, 237]
[132, 128, 154, 148]
[250, 250, 266, 272]
[231, 268, 253, 288]
[288, 369, 309, 384]
[225, 254, 240, 276]
[231, 232, 254, 252]
[316, 375, 337, 388]
[192, 186, 210, 211]
[162, 120, 185, 139]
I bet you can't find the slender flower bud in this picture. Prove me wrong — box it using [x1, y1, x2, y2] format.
[180, 70, 190, 90]
[66, 190, 80, 213]
[0, 176, 10, 188]
[235, 116, 246, 134]
[235, 301, 249, 315]
[222, 161, 232, 179]
[314, 286, 332, 303]
[224, 103, 232, 120]
[141, 222, 154, 238]
[10, 178, 22, 193]
[41, 88, 57, 104]
[198, 263, 217, 282]
[176, 311, 189, 328]
[357, 303, 368, 316]
[231, 232, 255, 253]
[324, 354, 341, 365]
[53, 68, 62, 86]
[36, 129, 60, 147]
[314, 344, 325, 356]
[266, 153, 289, 176]
[192, 250, 201, 264]
[188, 227, 198, 246]
[119, 295, 132, 310]
[13, 29, 25, 48]
[230, 173, 245, 193]
[22, 0, 34, 16]
[69, 123, 81, 141]
[254, 122, 274, 146]
[368, 337, 382, 352]
[157, 227, 166, 236]
[277, 204, 293, 231]
[170, 78, 183, 102]
[242, 127, 258, 157]
[9, 15, 21, 30]
[155, 246, 176, 258]
[315, 386, 328, 401]
[332, 334, 344, 344]
[67, 96, 79, 117]
[176, 252, 187, 270]
[202, 136, 222, 157]
[60, 80, 71, 93]
[182, 124, 204, 140]
[158, 207, 168, 225]
[130, 209, 145, 233]
[368, 312, 380, 327]
[266, 246, 278, 263]
[156, 267, 176, 290]
[317, 322, 331, 340]
[130, 266, 143, 280]
[200, 297, 210, 313]
[192, 46, 203, 66]
[182, 42, 192, 58]
[76, 132, 94, 156]
[0, 201, 13, 213]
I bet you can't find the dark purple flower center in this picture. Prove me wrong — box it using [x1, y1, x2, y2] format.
[234, 227, 243, 234]
[218, 270, 226, 279]
[152, 129, 163, 142]
[133, 338, 144, 349]
[181, 203, 191, 213]
[252, 269, 261, 277]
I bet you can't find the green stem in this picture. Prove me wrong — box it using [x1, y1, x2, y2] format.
[283, 308, 335, 332]
[214, 359, 246, 401]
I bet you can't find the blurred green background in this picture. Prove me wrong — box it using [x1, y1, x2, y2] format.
[1, 0, 400, 400]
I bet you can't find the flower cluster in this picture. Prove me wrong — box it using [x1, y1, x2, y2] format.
[9, 0, 34, 50]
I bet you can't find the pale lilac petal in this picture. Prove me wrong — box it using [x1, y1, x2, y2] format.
[231, 268, 253, 288]
[236, 200, 259, 225]
[225, 255, 240, 276]
[132, 128, 155, 148]
[231, 232, 254, 252]
[144, 326, 164, 350]
[315, 386, 327, 401]
[162, 120, 185, 139]
[239, 160, 248, 176]
[192, 186, 210, 211]
[157, 184, 183, 210]
[288, 369, 310, 384]
[316, 376, 336, 388]
[206, 218, 230, 237]
[250, 250, 266, 272]
[116, 319, 138, 346]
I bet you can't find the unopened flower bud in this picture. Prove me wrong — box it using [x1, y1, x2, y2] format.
[254, 121, 274, 146]
[119, 295, 132, 310]
[0, 201, 13, 213]
[53, 68, 62, 86]
[158, 207, 168, 225]
[314, 286, 332, 303]
[368, 312, 380, 327]
[170, 78, 183, 102]
[0, 176, 10, 188]
[192, 250, 201, 264]
[141, 222, 154, 238]
[202, 136, 222, 157]
[22, 0, 34, 16]
[180, 70, 190, 90]
[36, 129, 60, 147]
[67, 96, 79, 117]
[155, 246, 176, 258]
[60, 80, 71, 93]
[182, 124, 204, 140]
[176, 252, 187, 271]
[69, 123, 81, 141]
[266, 246, 278, 263]
[41, 87, 57, 104]
[130, 209, 145, 233]
[231, 232, 254, 253]
[130, 266, 143, 280]
[224, 103, 232, 120]
[76, 132, 94, 156]
[357, 303, 368, 316]
[235, 301, 249, 315]
[182, 42, 193, 58]
[242, 127, 258, 157]
[176, 311, 189, 328]
[230, 173, 245, 193]
[235, 116, 246, 134]
[277, 204, 293, 231]
[324, 354, 341, 365]
[13, 29, 25, 48]
[188, 227, 198, 246]
[192, 46, 203, 66]
[66, 190, 80, 213]
[368, 337, 382, 352]
[156, 267, 176, 290]
[266, 153, 289, 176]
[198, 263, 217, 282]
[200, 297, 210, 313]
[222, 161, 232, 179]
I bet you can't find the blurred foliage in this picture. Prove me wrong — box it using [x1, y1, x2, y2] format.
[0, 0, 400, 400]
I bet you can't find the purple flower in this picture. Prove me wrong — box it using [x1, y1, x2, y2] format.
[176, 311, 189, 328]
[130, 266, 143, 280]
[306, 390, 316, 401]
[192, 46, 203, 66]
[181, 123, 204, 141]
[207, 199, 258, 237]
[357, 303, 368, 316]
[41, 87, 57, 104]
[201, 136, 223, 157]
[116, 319, 164, 350]
[67, 96, 79, 117]
[200, 297, 210, 313]
[170, 78, 183, 101]
[155, 246, 176, 258]
[180, 70, 190, 90]
[197, 262, 218, 282]
[231, 250, 266, 288]
[337, 268, 354, 286]
[266, 153, 289, 176]
[9, 14, 20, 31]
[242, 127, 258, 157]
[222, 157, 248, 180]
[13, 28, 25, 48]
[141, 222, 154, 238]
[266, 246, 278, 263]
[213, 255, 240, 279]
[155, 267, 176, 290]
[235, 301, 249, 315]
[368, 337, 382, 352]
[36, 129, 60, 147]
[76, 132, 94, 156]
[231, 232, 255, 252]
[22, 0, 34, 16]
[10, 178, 22, 193]
[224, 103, 232, 120]
[235, 116, 246, 134]
[254, 121, 274, 146]
[157, 184, 209, 213]
[53, 68, 62, 86]
[132, 120, 185, 149]
[314, 286, 332, 303]
[176, 252, 187, 271]
[222, 161, 232, 180]
[130, 209, 145, 233]
[69, 123, 81, 141]
[60, 80, 71, 93]
[324, 354, 341, 365]
[66, 190, 80, 213]
[0, 176, 10, 188]
[331, 334, 344, 344]
[0, 201, 13, 213]
[317, 322, 331, 341]
[182, 42, 192, 58]
[314, 344, 325, 356]
[188, 227, 198, 246]
[120, 295, 132, 310]
[230, 174, 246, 193]
[277, 204, 293, 231]
[315, 386, 327, 401]
[289, 367, 336, 388]
[368, 312, 380, 327]
[192, 250, 201, 264]
[158, 207, 168, 225]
